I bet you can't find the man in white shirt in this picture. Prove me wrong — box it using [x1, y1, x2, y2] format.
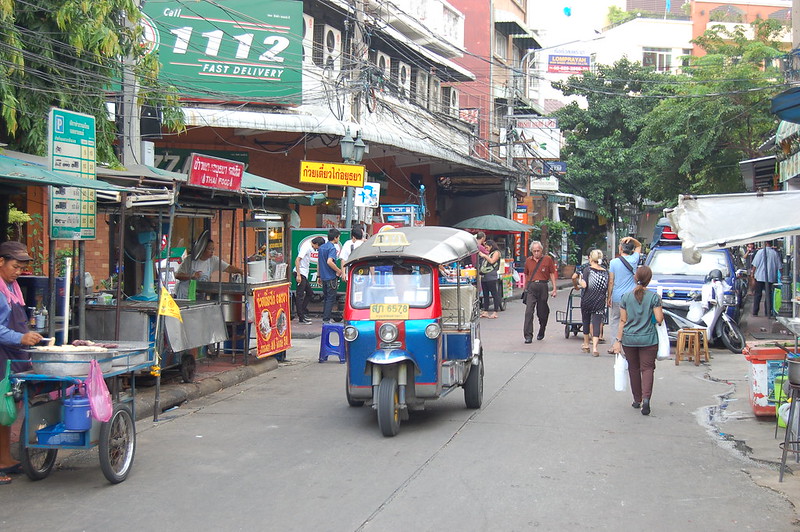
[294, 236, 325, 324]
[174, 239, 242, 299]
[338, 226, 365, 263]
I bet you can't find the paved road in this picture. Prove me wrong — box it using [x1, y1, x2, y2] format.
[2, 289, 797, 531]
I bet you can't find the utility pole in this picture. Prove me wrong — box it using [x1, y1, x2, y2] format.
[120, 6, 141, 167]
[344, 0, 367, 229]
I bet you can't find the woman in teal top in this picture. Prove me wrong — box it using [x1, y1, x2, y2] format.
[612, 266, 663, 416]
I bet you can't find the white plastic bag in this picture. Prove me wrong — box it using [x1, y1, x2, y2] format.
[614, 353, 628, 392]
[656, 321, 670, 360]
[86, 359, 113, 422]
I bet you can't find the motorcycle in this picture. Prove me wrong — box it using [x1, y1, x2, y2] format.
[659, 269, 746, 354]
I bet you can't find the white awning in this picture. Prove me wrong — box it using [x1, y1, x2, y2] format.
[668, 191, 800, 264]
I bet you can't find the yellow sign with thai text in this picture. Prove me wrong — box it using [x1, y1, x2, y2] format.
[299, 160, 365, 187]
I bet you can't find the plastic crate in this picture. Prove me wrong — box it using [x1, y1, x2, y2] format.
[36, 423, 87, 446]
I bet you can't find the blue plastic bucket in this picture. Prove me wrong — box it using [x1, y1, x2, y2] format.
[63, 392, 91, 431]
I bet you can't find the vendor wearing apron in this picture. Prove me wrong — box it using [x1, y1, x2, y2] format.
[0, 241, 43, 484]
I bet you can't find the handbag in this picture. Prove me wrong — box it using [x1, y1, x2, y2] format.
[656, 320, 670, 360]
[86, 359, 113, 422]
[0, 360, 18, 426]
[614, 353, 628, 392]
[479, 260, 497, 275]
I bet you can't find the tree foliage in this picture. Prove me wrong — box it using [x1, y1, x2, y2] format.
[552, 59, 672, 219]
[554, 19, 785, 213]
[0, 0, 183, 165]
[635, 19, 784, 203]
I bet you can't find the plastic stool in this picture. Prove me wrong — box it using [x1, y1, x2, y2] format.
[515, 272, 526, 288]
[319, 322, 346, 363]
[675, 328, 709, 366]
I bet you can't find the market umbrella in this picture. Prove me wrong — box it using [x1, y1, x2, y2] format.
[453, 214, 532, 233]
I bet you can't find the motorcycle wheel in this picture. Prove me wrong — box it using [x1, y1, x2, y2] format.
[716, 318, 745, 354]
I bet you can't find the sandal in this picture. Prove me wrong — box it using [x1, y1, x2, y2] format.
[488, 314, 498, 319]
[581, 345, 590, 353]
[592, 351, 600, 357]
[480, 312, 489, 318]
[0, 474, 11, 485]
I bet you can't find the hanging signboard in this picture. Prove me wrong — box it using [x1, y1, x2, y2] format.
[48, 108, 97, 240]
[547, 53, 591, 74]
[141, 0, 303, 104]
[299, 160, 365, 187]
[253, 283, 292, 358]
[188, 153, 244, 191]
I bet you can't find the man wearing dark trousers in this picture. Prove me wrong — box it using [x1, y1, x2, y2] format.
[751, 240, 782, 318]
[317, 228, 343, 324]
[523, 241, 558, 343]
[293, 236, 325, 324]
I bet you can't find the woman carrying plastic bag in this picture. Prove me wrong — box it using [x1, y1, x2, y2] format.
[611, 266, 664, 416]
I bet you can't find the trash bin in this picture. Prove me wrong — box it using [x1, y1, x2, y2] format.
[743, 346, 788, 417]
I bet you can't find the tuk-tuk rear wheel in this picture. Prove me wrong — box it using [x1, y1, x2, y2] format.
[377, 377, 400, 437]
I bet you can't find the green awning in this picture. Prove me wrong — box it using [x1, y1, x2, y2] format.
[241, 171, 326, 205]
[0, 154, 125, 191]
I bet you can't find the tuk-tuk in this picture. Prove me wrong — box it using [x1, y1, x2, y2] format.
[343, 227, 484, 436]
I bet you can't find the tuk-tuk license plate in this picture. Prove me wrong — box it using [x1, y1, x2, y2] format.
[370, 303, 409, 320]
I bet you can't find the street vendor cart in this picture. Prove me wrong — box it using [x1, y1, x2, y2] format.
[12, 342, 152, 483]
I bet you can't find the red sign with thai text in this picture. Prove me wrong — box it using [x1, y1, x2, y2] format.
[253, 283, 292, 358]
[188, 153, 244, 191]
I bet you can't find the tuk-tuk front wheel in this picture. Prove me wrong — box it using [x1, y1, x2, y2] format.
[464, 355, 484, 409]
[377, 377, 400, 437]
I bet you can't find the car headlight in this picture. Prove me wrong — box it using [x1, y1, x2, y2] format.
[343, 326, 359, 342]
[424, 323, 441, 339]
[378, 323, 398, 342]
[666, 289, 676, 298]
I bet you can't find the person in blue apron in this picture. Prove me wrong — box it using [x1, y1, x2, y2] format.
[0, 241, 43, 484]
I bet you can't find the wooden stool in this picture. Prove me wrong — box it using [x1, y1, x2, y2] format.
[675, 328, 709, 366]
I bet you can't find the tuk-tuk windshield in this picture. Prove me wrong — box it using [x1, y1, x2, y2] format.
[349, 262, 433, 309]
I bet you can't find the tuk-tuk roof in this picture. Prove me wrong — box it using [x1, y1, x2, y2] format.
[345, 226, 478, 265]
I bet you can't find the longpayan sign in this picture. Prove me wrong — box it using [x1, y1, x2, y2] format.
[141, 0, 303, 103]
[299, 160, 365, 187]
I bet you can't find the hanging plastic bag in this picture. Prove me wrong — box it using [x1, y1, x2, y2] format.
[656, 321, 670, 360]
[0, 360, 18, 426]
[614, 353, 628, 392]
[86, 359, 113, 422]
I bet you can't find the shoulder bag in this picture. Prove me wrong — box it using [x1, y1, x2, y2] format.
[521, 258, 544, 304]
[0, 360, 18, 426]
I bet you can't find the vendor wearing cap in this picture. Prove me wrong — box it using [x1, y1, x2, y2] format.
[175, 235, 243, 299]
[0, 241, 43, 484]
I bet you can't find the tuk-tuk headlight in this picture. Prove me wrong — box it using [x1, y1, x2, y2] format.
[722, 293, 738, 306]
[424, 323, 441, 339]
[343, 326, 359, 342]
[378, 323, 398, 342]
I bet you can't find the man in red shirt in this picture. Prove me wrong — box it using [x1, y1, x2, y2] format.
[523, 241, 558, 342]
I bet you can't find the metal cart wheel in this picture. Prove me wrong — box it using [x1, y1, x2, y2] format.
[564, 324, 571, 339]
[18, 439, 57, 481]
[180, 353, 196, 383]
[377, 377, 400, 437]
[99, 404, 136, 484]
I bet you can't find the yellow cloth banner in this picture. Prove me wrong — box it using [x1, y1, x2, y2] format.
[158, 286, 183, 322]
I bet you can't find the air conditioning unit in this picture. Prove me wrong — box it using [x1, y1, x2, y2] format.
[442, 86, 459, 118]
[316, 25, 342, 78]
[414, 69, 429, 108]
[393, 60, 411, 99]
[302, 14, 315, 66]
[374, 51, 391, 81]
[429, 77, 441, 113]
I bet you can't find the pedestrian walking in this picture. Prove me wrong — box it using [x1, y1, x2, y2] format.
[743, 243, 756, 295]
[612, 265, 663, 416]
[574, 249, 612, 357]
[607, 237, 641, 354]
[293, 236, 325, 324]
[751, 240, 782, 318]
[522, 241, 557, 343]
[0, 241, 43, 485]
[317, 228, 343, 324]
[478, 240, 502, 319]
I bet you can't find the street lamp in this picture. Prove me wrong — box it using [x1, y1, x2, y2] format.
[341, 127, 366, 229]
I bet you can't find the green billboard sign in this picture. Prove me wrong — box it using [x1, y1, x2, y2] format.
[141, 0, 303, 104]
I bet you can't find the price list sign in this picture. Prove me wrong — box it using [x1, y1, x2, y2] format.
[48, 108, 97, 240]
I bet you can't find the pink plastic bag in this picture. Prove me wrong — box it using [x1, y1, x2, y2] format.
[86, 359, 113, 422]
